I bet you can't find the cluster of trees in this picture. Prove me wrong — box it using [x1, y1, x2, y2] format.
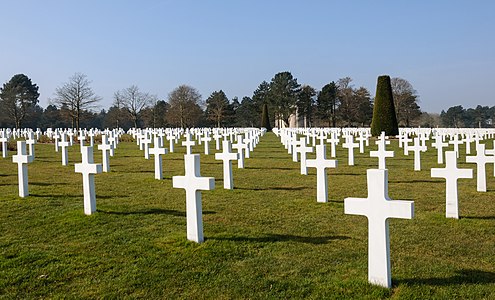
[440, 105, 495, 128]
[0, 71, 427, 130]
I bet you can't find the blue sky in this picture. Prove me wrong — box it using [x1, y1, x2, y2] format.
[1, 0, 494, 113]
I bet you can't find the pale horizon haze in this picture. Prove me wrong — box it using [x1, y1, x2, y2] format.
[1, 1, 494, 114]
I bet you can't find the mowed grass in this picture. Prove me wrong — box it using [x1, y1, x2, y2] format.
[0, 132, 494, 299]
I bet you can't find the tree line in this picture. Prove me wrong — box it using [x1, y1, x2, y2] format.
[0, 71, 448, 130]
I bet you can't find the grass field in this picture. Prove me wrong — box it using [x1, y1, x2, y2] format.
[1, 132, 494, 299]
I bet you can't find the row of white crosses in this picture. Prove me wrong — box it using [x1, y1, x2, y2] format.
[171, 128, 262, 243]
[279, 128, 414, 288]
[277, 127, 495, 288]
[7, 128, 121, 217]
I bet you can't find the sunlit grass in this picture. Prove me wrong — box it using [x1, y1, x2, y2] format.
[0, 132, 494, 299]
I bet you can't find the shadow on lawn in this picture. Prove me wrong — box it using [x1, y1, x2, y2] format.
[245, 166, 297, 171]
[462, 215, 495, 220]
[396, 269, 495, 286]
[29, 193, 80, 199]
[390, 179, 443, 184]
[31, 182, 69, 186]
[235, 186, 309, 191]
[97, 208, 216, 217]
[211, 234, 350, 245]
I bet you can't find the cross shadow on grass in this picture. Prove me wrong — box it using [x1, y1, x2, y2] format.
[210, 234, 350, 245]
[31, 182, 70, 186]
[390, 179, 444, 184]
[462, 215, 495, 220]
[29, 193, 80, 199]
[97, 208, 216, 217]
[235, 186, 309, 191]
[395, 269, 495, 286]
[245, 166, 297, 171]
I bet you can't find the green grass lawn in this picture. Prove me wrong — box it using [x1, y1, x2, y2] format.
[1, 132, 494, 299]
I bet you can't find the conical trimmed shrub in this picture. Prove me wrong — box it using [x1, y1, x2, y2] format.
[371, 75, 399, 136]
[261, 103, 272, 131]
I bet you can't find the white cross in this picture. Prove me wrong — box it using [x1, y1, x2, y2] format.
[344, 169, 414, 288]
[449, 134, 463, 158]
[67, 130, 75, 146]
[292, 138, 305, 162]
[53, 131, 60, 152]
[356, 133, 367, 153]
[431, 151, 473, 219]
[431, 134, 448, 164]
[108, 134, 117, 157]
[26, 131, 36, 159]
[172, 154, 215, 243]
[369, 136, 394, 170]
[326, 133, 339, 158]
[466, 143, 494, 192]
[59, 133, 70, 166]
[201, 133, 212, 155]
[141, 133, 152, 159]
[306, 144, 337, 203]
[213, 132, 222, 150]
[215, 140, 239, 189]
[98, 134, 113, 172]
[484, 140, 495, 176]
[232, 136, 247, 168]
[78, 131, 86, 148]
[409, 137, 427, 171]
[182, 133, 196, 155]
[149, 137, 169, 180]
[87, 131, 95, 147]
[166, 134, 175, 153]
[298, 138, 313, 175]
[75, 146, 102, 215]
[342, 135, 359, 166]
[0, 132, 8, 158]
[12, 141, 34, 197]
[464, 134, 473, 155]
[401, 134, 412, 156]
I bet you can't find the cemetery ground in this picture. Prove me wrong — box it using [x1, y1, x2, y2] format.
[1, 132, 495, 299]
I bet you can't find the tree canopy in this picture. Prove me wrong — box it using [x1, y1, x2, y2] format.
[0, 74, 40, 128]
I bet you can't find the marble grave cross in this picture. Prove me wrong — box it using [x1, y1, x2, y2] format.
[149, 136, 169, 180]
[182, 133, 196, 155]
[172, 154, 215, 243]
[306, 144, 337, 203]
[75, 146, 103, 215]
[431, 151, 473, 219]
[98, 134, 113, 172]
[214, 140, 239, 189]
[12, 141, 34, 197]
[344, 169, 414, 288]
[466, 143, 494, 192]
[369, 136, 394, 170]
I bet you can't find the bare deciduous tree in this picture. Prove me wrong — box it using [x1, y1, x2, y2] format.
[52, 73, 101, 130]
[166, 85, 203, 128]
[116, 85, 154, 128]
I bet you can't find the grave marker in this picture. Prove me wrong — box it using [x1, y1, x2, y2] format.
[149, 137, 168, 180]
[306, 144, 337, 203]
[75, 146, 103, 215]
[12, 141, 34, 197]
[172, 154, 215, 243]
[431, 151, 473, 219]
[344, 169, 414, 288]
[466, 143, 494, 192]
[214, 140, 239, 189]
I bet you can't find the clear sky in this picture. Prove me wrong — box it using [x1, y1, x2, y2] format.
[1, 0, 494, 113]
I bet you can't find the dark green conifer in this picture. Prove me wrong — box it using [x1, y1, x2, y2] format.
[371, 75, 399, 136]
